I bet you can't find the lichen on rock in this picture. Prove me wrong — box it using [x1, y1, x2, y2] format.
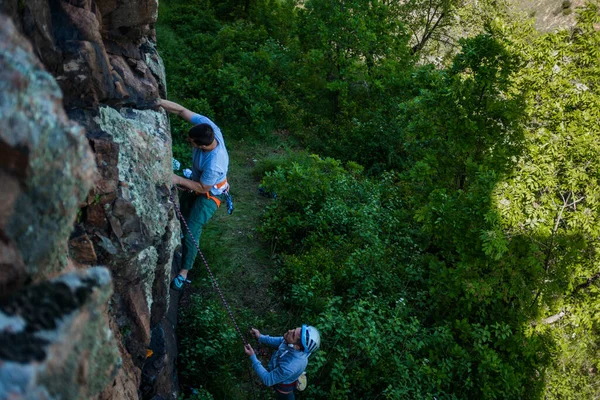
[0, 267, 119, 400]
[1, 1, 181, 397]
[95, 105, 171, 241]
[0, 13, 96, 287]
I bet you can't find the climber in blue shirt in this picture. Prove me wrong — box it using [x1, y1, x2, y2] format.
[159, 99, 230, 291]
[244, 325, 321, 399]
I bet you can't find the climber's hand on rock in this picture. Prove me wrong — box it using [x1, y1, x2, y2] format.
[244, 344, 255, 356]
[151, 98, 162, 111]
[171, 173, 182, 186]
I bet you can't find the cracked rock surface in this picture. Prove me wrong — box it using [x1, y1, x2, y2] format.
[1, 1, 180, 398]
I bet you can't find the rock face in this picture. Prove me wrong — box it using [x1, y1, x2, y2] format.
[6, 0, 162, 109]
[1, 1, 180, 399]
[0, 268, 118, 399]
[512, 0, 585, 32]
[0, 13, 96, 295]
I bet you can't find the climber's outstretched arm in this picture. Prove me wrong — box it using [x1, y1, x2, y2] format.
[159, 99, 195, 123]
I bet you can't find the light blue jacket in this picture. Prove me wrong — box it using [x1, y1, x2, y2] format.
[250, 334, 309, 387]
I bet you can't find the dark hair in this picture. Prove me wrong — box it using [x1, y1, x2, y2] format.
[188, 123, 215, 146]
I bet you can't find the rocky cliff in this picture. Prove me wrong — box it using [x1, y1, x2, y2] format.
[0, 1, 180, 399]
[514, 0, 585, 32]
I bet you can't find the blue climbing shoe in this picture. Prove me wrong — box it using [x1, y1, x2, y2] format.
[170, 274, 191, 291]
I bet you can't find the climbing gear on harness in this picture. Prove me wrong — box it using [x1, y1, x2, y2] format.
[170, 274, 192, 291]
[213, 178, 229, 194]
[169, 190, 248, 346]
[297, 372, 307, 391]
[301, 325, 321, 354]
[224, 191, 234, 214]
[175, 177, 234, 213]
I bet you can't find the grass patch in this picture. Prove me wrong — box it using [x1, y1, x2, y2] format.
[174, 137, 306, 398]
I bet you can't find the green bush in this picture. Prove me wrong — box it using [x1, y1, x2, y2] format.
[178, 296, 242, 397]
[258, 152, 548, 398]
[159, 0, 600, 397]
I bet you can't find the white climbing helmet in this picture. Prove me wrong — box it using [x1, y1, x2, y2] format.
[301, 325, 320, 354]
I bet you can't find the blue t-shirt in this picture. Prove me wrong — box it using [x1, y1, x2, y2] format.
[189, 114, 229, 195]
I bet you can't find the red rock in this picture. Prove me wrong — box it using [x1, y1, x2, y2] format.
[0, 170, 20, 229]
[124, 285, 151, 346]
[87, 203, 108, 230]
[0, 3, 179, 398]
[69, 233, 98, 264]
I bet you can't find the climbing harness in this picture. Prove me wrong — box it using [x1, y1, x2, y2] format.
[205, 178, 228, 208]
[205, 188, 234, 214]
[169, 189, 246, 346]
[213, 178, 230, 193]
[274, 372, 308, 395]
[275, 381, 297, 395]
[183, 177, 234, 215]
[174, 181, 234, 215]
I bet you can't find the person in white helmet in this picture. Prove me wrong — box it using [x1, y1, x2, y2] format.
[244, 325, 321, 399]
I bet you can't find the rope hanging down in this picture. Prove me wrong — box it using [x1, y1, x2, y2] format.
[169, 190, 248, 347]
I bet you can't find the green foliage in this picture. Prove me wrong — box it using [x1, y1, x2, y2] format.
[259, 152, 548, 398]
[260, 155, 365, 252]
[159, 0, 600, 398]
[496, 5, 600, 396]
[289, 0, 414, 168]
[158, 0, 298, 141]
[256, 6, 600, 398]
[177, 296, 243, 397]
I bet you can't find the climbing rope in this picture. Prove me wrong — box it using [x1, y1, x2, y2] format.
[169, 189, 248, 347]
[170, 188, 263, 399]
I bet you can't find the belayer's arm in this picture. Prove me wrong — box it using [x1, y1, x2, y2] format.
[258, 335, 284, 348]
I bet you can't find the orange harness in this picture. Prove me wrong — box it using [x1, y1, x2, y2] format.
[204, 178, 228, 207]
